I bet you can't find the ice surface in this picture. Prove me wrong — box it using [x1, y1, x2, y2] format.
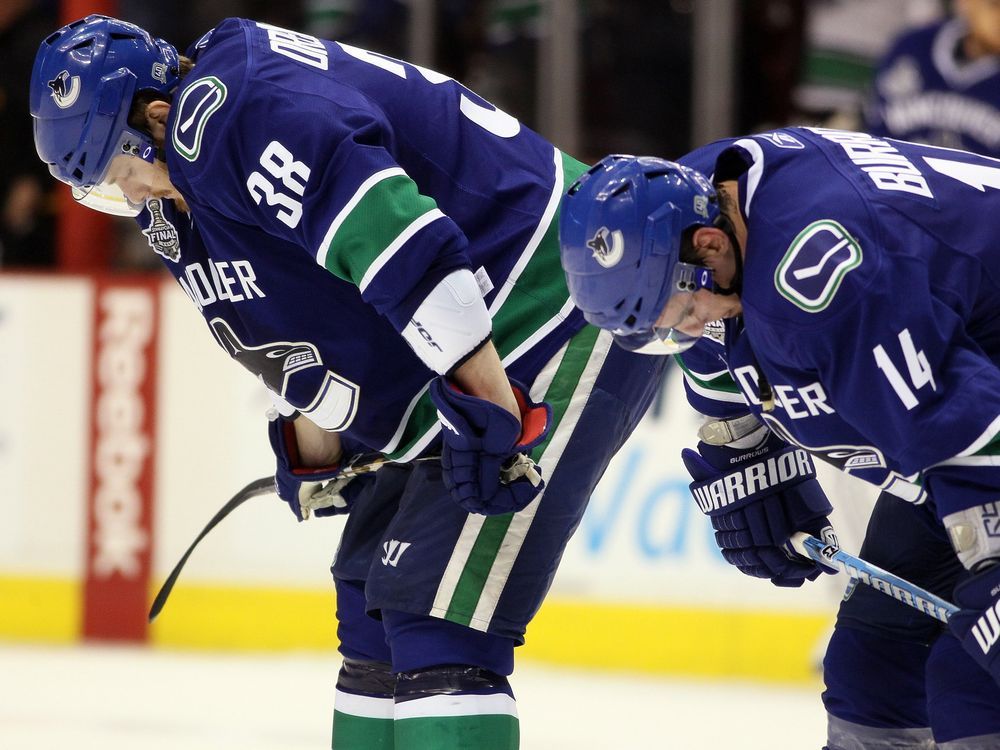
[0, 643, 826, 749]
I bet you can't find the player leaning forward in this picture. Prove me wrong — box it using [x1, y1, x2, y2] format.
[560, 131, 1000, 747]
[31, 15, 670, 750]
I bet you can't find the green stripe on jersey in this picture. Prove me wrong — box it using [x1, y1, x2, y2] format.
[675, 355, 740, 394]
[381, 150, 590, 461]
[489, 151, 589, 360]
[443, 325, 601, 626]
[972, 433, 1000, 457]
[320, 172, 441, 287]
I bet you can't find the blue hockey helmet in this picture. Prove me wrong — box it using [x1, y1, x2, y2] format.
[559, 155, 720, 354]
[30, 15, 180, 216]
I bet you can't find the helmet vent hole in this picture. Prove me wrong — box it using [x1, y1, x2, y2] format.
[609, 184, 629, 197]
[70, 39, 94, 51]
[624, 314, 637, 328]
[110, 33, 137, 41]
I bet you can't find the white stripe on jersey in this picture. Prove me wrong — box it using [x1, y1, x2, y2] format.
[358, 208, 446, 292]
[470, 330, 612, 632]
[952, 413, 1000, 457]
[314, 167, 406, 267]
[488, 148, 563, 315]
[683, 371, 748, 404]
[501, 297, 577, 366]
[732, 138, 764, 215]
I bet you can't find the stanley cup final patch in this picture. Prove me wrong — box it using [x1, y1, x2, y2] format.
[142, 199, 181, 262]
[774, 219, 862, 312]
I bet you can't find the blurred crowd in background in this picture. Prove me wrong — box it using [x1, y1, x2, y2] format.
[1, 0, 976, 271]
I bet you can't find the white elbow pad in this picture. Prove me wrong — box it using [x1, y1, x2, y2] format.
[402, 268, 492, 375]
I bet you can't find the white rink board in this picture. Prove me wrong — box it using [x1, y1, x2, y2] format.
[0, 274, 875, 612]
[0, 277, 91, 575]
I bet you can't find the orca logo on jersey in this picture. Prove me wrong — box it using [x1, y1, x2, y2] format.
[172, 76, 228, 162]
[774, 219, 862, 312]
[209, 318, 321, 397]
[208, 318, 361, 430]
[142, 199, 180, 262]
[587, 226, 625, 268]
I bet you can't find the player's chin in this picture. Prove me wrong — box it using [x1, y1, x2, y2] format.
[716, 298, 742, 320]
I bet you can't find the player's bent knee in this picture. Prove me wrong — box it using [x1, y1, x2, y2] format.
[926, 633, 1000, 746]
[823, 625, 931, 730]
[334, 659, 395, 750]
[394, 665, 520, 750]
[383, 608, 515, 676]
[395, 664, 514, 701]
[335, 578, 392, 663]
[338, 657, 396, 698]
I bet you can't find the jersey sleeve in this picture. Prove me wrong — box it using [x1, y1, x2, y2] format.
[676, 337, 750, 419]
[173, 73, 473, 334]
[757, 212, 1000, 519]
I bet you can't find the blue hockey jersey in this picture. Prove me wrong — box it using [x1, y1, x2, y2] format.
[677, 126, 1000, 519]
[149, 19, 588, 460]
[864, 18, 1000, 157]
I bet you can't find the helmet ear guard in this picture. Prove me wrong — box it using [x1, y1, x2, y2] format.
[558, 155, 721, 351]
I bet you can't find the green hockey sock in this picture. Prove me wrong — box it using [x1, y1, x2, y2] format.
[393, 693, 519, 750]
[332, 691, 395, 749]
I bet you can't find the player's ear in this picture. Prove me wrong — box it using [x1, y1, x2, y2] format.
[691, 226, 727, 257]
[145, 100, 172, 145]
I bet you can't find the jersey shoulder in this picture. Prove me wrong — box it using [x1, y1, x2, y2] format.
[166, 20, 250, 189]
[739, 131, 897, 332]
[166, 20, 383, 212]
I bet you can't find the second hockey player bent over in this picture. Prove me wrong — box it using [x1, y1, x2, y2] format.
[559, 130, 1000, 748]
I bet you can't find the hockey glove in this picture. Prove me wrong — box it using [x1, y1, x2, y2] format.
[429, 377, 551, 515]
[949, 565, 1000, 687]
[682, 432, 834, 587]
[267, 414, 359, 521]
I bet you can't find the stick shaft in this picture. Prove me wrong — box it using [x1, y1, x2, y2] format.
[149, 453, 440, 622]
[789, 532, 958, 623]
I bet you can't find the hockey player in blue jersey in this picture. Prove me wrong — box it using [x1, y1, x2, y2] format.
[29, 15, 671, 750]
[865, 0, 1000, 157]
[559, 131, 1000, 748]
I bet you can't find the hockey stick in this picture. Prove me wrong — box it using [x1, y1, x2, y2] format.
[789, 532, 958, 624]
[148, 452, 436, 623]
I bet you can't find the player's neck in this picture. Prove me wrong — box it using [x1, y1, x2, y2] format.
[716, 181, 748, 260]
